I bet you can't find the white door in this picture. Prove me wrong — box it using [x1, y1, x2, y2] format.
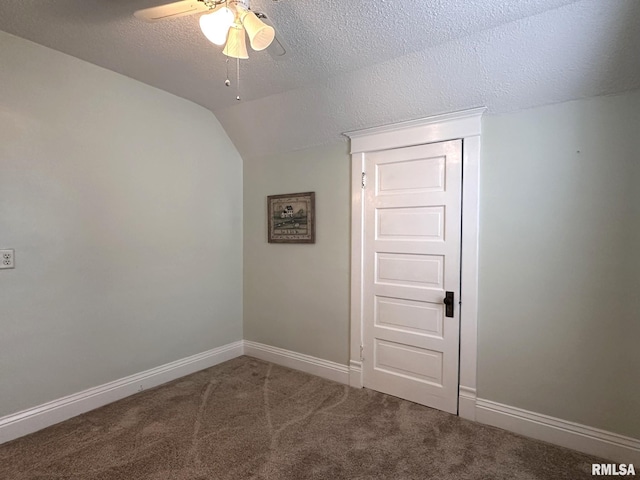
[362, 140, 462, 414]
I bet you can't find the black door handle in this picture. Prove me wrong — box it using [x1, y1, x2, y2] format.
[444, 291, 454, 318]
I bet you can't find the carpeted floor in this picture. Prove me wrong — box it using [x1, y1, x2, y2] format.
[0, 356, 600, 479]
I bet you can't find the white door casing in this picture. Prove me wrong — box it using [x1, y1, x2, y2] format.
[362, 140, 462, 414]
[345, 108, 484, 420]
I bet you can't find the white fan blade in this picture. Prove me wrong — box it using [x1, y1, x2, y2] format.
[134, 1, 211, 22]
[260, 16, 288, 60]
[267, 35, 286, 57]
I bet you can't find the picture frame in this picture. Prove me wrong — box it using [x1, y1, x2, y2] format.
[267, 192, 315, 243]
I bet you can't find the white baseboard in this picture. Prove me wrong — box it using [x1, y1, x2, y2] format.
[243, 341, 349, 385]
[476, 398, 640, 464]
[0, 340, 244, 445]
[349, 360, 363, 388]
[458, 386, 476, 421]
[6, 339, 636, 466]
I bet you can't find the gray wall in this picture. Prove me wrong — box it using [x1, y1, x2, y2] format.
[3, 26, 637, 441]
[0, 32, 243, 417]
[478, 91, 640, 439]
[243, 141, 351, 364]
[242, 91, 639, 440]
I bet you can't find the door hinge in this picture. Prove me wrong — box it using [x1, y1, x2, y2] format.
[361, 172, 366, 189]
[360, 344, 364, 361]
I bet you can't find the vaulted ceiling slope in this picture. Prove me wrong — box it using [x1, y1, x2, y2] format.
[1, 0, 639, 158]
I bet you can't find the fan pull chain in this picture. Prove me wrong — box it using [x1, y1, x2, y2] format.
[236, 57, 241, 101]
[225, 57, 230, 87]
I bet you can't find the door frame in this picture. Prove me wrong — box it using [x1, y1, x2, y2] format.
[344, 107, 485, 420]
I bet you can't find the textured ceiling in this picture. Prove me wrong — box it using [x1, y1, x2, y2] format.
[1, 0, 639, 158]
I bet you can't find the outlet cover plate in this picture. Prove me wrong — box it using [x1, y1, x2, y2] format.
[0, 249, 15, 269]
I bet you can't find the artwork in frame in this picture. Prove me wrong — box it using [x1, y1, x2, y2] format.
[267, 192, 315, 243]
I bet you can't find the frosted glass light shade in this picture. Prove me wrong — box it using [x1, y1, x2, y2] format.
[223, 25, 249, 59]
[199, 7, 234, 46]
[242, 11, 275, 51]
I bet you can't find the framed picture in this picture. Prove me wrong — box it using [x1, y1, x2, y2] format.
[267, 192, 315, 243]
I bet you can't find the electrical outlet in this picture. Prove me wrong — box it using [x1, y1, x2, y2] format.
[0, 249, 15, 269]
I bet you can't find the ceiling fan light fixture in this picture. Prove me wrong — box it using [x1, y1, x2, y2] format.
[223, 24, 249, 59]
[199, 7, 235, 46]
[241, 11, 275, 51]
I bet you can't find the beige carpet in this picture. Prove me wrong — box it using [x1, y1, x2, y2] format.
[0, 356, 600, 479]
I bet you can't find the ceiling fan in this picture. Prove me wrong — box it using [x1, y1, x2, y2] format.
[134, 0, 286, 60]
